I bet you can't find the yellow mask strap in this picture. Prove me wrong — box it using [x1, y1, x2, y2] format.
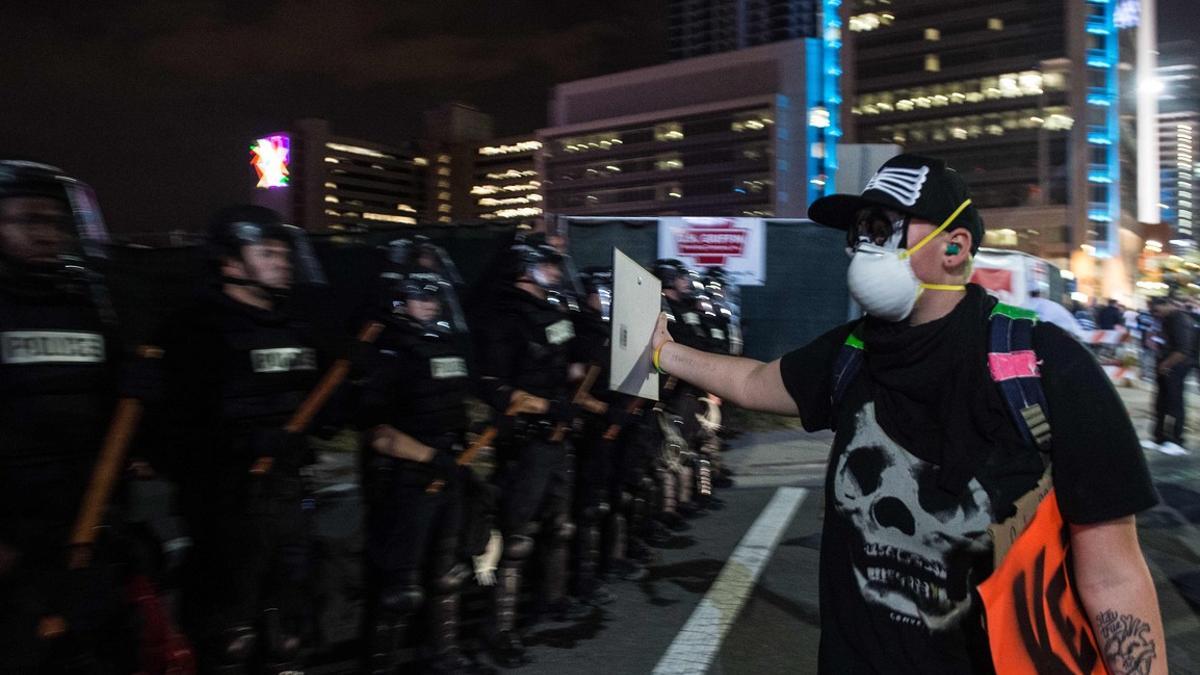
[898, 198, 973, 260]
[920, 283, 967, 292]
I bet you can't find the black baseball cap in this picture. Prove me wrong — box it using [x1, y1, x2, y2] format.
[809, 154, 985, 254]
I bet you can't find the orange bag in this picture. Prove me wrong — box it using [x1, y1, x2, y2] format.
[977, 488, 1106, 674]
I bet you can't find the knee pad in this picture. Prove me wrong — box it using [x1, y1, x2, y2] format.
[554, 520, 576, 542]
[379, 584, 424, 617]
[503, 534, 535, 562]
[432, 562, 471, 594]
[217, 625, 257, 665]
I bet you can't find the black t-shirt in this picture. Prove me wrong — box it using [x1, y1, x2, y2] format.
[1159, 310, 1196, 363]
[779, 318, 1158, 674]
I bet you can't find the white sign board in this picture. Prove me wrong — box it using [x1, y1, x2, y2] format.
[658, 217, 766, 286]
[610, 249, 661, 400]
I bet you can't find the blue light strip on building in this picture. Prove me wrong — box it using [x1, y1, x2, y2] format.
[1085, 0, 1119, 258]
[806, 0, 842, 207]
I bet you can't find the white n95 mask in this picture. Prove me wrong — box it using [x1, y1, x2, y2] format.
[846, 198, 973, 322]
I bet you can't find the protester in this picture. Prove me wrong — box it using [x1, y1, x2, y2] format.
[649, 154, 1166, 674]
[1143, 297, 1194, 456]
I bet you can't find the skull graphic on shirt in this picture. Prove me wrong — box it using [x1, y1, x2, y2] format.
[833, 402, 993, 631]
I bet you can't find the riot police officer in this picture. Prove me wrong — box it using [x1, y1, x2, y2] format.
[0, 160, 137, 672]
[357, 240, 491, 674]
[154, 205, 325, 674]
[473, 237, 596, 667]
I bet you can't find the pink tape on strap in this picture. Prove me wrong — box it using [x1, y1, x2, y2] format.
[988, 350, 1040, 382]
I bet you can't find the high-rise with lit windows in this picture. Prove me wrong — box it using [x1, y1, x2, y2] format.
[848, 0, 1148, 286]
[469, 137, 544, 225]
[668, 0, 821, 59]
[1157, 41, 1199, 245]
[250, 118, 428, 233]
[539, 38, 842, 220]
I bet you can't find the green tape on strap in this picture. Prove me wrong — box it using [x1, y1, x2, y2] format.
[844, 333, 864, 350]
[990, 302, 1038, 322]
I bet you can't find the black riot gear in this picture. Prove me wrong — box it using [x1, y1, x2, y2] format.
[0, 160, 110, 308]
[357, 253, 484, 672]
[206, 205, 326, 297]
[154, 277, 324, 672]
[0, 163, 138, 673]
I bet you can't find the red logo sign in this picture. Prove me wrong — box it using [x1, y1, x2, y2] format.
[675, 219, 749, 266]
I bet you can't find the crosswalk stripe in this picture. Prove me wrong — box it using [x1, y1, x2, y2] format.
[652, 486, 808, 675]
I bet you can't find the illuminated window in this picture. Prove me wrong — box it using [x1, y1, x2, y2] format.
[437, 179, 450, 189]
[397, 204, 417, 213]
[324, 195, 339, 203]
[655, 123, 684, 142]
[323, 182, 337, 189]
[924, 28, 940, 41]
[363, 212, 417, 225]
[655, 153, 684, 171]
[925, 54, 940, 72]
[437, 167, 451, 176]
[438, 204, 452, 213]
[414, 157, 429, 166]
[657, 182, 683, 200]
[438, 216, 452, 223]
[437, 191, 451, 200]
[478, 140, 542, 156]
[325, 142, 392, 159]
[988, 17, 1004, 31]
[437, 154, 451, 164]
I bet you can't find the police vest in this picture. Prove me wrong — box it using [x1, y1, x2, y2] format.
[375, 321, 469, 449]
[0, 291, 115, 467]
[208, 302, 320, 437]
[512, 294, 574, 400]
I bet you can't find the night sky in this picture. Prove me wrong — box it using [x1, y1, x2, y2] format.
[0, 0, 1190, 235]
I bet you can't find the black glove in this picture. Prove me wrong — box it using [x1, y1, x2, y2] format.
[546, 398, 579, 423]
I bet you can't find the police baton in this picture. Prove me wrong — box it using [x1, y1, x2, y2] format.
[428, 364, 602, 494]
[68, 345, 164, 570]
[549, 364, 602, 443]
[250, 320, 386, 476]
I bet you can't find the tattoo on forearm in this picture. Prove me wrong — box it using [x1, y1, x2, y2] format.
[1095, 610, 1157, 675]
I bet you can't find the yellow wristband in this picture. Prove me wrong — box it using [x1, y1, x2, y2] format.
[653, 342, 668, 374]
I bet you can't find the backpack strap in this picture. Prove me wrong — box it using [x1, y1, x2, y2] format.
[830, 306, 1052, 453]
[831, 329, 865, 408]
[987, 303, 1052, 452]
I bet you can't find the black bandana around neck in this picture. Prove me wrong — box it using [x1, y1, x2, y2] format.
[857, 284, 1009, 494]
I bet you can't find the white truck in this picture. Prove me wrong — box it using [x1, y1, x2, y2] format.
[969, 247, 1068, 307]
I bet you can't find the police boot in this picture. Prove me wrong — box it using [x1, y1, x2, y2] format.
[428, 593, 495, 674]
[654, 467, 688, 533]
[262, 607, 303, 675]
[540, 520, 591, 622]
[575, 508, 615, 606]
[367, 585, 422, 675]
[209, 625, 257, 675]
[486, 565, 530, 668]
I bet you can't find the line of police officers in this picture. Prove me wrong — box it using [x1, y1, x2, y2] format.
[0, 161, 741, 674]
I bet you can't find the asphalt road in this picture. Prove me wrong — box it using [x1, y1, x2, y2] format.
[499, 383, 1200, 674]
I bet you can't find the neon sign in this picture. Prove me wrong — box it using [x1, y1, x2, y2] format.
[251, 134, 290, 189]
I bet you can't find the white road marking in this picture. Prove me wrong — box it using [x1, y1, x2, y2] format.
[652, 487, 808, 675]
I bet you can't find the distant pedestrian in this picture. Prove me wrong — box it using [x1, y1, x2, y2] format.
[1143, 297, 1194, 456]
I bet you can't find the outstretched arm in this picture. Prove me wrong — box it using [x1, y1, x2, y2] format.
[653, 313, 799, 417]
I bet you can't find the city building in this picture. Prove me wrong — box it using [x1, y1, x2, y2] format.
[1157, 40, 1199, 244]
[538, 37, 843, 220]
[250, 118, 428, 232]
[847, 0, 1154, 299]
[469, 136, 544, 225]
[668, 0, 821, 60]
